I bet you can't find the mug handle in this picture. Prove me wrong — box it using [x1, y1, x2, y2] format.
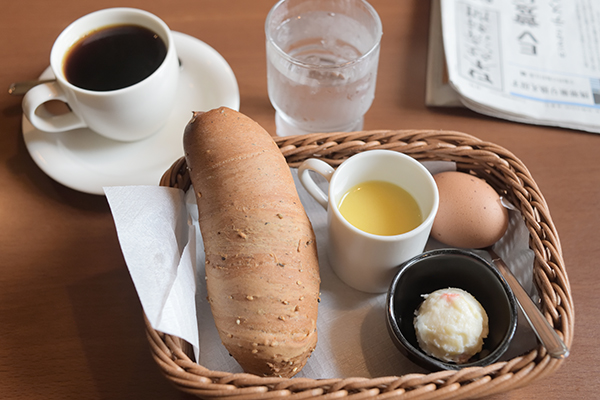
[298, 158, 335, 209]
[22, 81, 87, 132]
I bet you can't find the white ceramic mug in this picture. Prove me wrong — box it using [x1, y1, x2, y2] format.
[298, 150, 439, 293]
[22, 8, 179, 142]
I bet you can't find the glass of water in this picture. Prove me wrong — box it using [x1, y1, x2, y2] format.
[265, 0, 383, 136]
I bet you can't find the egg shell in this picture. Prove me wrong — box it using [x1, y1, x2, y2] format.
[431, 171, 509, 249]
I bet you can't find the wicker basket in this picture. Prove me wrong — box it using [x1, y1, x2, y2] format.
[150, 129, 574, 400]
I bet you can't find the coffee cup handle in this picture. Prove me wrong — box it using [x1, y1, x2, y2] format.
[22, 81, 87, 133]
[298, 158, 335, 209]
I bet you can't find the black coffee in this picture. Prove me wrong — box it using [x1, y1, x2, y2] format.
[64, 24, 167, 91]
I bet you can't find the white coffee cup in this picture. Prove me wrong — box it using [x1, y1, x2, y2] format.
[22, 8, 179, 142]
[298, 150, 439, 293]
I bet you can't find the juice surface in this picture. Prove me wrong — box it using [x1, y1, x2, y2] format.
[338, 180, 422, 236]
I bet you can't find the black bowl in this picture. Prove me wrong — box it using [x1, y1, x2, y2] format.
[386, 248, 518, 371]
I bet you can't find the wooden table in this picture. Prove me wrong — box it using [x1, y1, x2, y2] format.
[1, 1, 598, 399]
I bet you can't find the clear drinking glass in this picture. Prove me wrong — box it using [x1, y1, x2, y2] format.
[265, 0, 382, 136]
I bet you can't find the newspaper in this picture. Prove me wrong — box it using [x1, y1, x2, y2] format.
[426, 0, 600, 134]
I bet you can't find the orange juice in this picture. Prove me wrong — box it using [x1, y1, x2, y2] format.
[338, 180, 422, 236]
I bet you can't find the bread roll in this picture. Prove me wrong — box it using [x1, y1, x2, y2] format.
[183, 107, 320, 377]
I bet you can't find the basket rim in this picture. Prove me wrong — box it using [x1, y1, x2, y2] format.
[151, 129, 574, 400]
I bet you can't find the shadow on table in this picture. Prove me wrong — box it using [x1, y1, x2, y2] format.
[67, 266, 196, 400]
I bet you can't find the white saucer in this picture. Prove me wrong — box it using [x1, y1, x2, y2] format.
[22, 31, 240, 195]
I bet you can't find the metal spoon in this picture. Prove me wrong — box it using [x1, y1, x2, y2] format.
[8, 79, 55, 96]
[486, 247, 569, 359]
[9, 59, 183, 96]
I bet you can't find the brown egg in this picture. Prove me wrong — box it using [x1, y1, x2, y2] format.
[431, 171, 509, 249]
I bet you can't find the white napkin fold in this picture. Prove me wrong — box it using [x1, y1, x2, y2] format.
[104, 186, 200, 361]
